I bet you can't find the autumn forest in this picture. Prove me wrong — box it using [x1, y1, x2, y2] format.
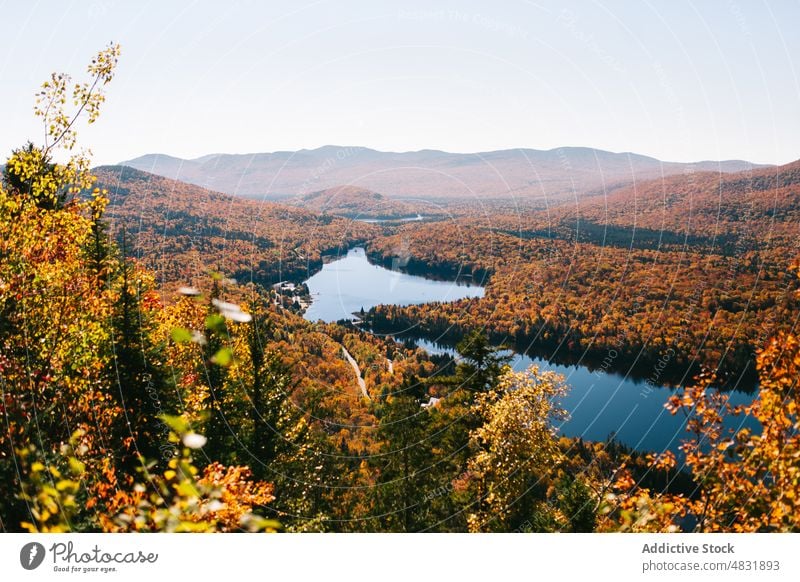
[2, 44, 799, 536]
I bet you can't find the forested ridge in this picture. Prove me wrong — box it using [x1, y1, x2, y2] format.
[363, 160, 800, 386]
[285, 184, 432, 220]
[93, 165, 376, 291]
[2, 46, 799, 534]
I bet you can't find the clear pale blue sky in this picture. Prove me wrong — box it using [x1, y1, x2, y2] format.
[1, 0, 798, 165]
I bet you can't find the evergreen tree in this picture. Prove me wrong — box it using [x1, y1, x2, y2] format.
[451, 329, 511, 394]
[202, 276, 231, 462]
[554, 473, 597, 532]
[420, 331, 513, 511]
[109, 234, 176, 471]
[245, 300, 304, 477]
[371, 377, 434, 532]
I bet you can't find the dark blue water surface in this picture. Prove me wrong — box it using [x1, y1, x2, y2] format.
[304, 248, 758, 455]
[414, 338, 757, 456]
[303, 247, 484, 323]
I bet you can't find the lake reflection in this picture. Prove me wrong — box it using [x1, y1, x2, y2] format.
[413, 338, 758, 456]
[303, 247, 484, 323]
[302, 249, 758, 456]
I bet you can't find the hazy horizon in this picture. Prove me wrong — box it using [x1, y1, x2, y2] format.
[2, 1, 799, 166]
[117, 143, 774, 167]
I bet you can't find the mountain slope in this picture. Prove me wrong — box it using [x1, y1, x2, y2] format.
[563, 158, 800, 248]
[121, 146, 766, 202]
[462, 158, 800, 254]
[93, 165, 375, 288]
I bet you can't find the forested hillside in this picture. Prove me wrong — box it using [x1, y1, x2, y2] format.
[286, 185, 430, 219]
[363, 161, 800, 385]
[94, 165, 376, 290]
[537, 160, 800, 252]
[2, 45, 799, 535]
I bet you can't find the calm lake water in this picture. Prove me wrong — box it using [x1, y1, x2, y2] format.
[413, 338, 757, 456]
[303, 247, 484, 322]
[303, 248, 758, 455]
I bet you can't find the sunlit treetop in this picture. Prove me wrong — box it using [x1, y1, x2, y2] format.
[2, 42, 120, 210]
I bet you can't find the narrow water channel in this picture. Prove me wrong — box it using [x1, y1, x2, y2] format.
[303, 248, 758, 455]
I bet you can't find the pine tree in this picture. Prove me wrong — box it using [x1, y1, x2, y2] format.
[202, 276, 231, 462]
[372, 376, 433, 532]
[246, 303, 303, 477]
[451, 329, 511, 394]
[109, 233, 176, 471]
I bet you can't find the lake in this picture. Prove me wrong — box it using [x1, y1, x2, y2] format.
[412, 338, 757, 456]
[303, 247, 484, 322]
[303, 248, 758, 455]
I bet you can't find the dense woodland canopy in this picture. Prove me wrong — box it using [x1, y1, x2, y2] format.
[1, 46, 799, 533]
[93, 165, 375, 291]
[364, 159, 800, 386]
[284, 185, 434, 220]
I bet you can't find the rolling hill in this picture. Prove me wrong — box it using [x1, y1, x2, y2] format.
[286, 185, 429, 219]
[546, 157, 800, 252]
[92, 165, 376, 289]
[359, 158, 800, 385]
[431, 158, 800, 254]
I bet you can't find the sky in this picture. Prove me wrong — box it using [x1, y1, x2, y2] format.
[1, 0, 799, 166]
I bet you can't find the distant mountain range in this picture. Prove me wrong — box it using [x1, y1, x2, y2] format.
[92, 154, 799, 290]
[120, 146, 766, 202]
